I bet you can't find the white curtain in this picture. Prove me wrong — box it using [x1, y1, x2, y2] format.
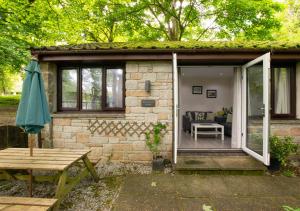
[274, 68, 290, 114]
[232, 67, 242, 148]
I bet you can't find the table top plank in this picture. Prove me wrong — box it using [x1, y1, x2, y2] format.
[192, 123, 224, 128]
[0, 163, 67, 171]
[0, 155, 78, 161]
[0, 148, 90, 171]
[0, 197, 57, 206]
[0, 151, 86, 157]
[0, 205, 49, 211]
[1, 149, 89, 155]
[7, 148, 89, 152]
[0, 159, 73, 165]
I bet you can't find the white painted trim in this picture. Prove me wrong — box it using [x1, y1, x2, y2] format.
[232, 67, 242, 148]
[172, 53, 178, 164]
[241, 53, 270, 166]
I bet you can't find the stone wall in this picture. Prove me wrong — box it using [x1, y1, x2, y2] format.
[44, 61, 173, 163]
[271, 120, 300, 144]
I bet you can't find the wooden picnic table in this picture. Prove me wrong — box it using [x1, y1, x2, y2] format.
[0, 196, 57, 211]
[0, 148, 99, 210]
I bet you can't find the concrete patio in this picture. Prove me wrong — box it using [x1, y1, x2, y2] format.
[113, 174, 300, 211]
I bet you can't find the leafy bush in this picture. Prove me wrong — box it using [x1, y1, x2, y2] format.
[145, 122, 166, 159]
[0, 95, 20, 107]
[270, 136, 298, 166]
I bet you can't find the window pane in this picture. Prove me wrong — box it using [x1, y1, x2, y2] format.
[62, 69, 78, 108]
[82, 68, 102, 110]
[106, 69, 123, 108]
[274, 67, 291, 114]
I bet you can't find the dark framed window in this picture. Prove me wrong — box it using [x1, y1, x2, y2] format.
[271, 64, 296, 119]
[58, 65, 125, 112]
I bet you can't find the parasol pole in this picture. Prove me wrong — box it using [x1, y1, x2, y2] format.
[28, 134, 35, 197]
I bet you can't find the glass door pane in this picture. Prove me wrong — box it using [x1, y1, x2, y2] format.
[246, 63, 264, 155]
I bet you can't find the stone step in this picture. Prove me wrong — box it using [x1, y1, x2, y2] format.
[177, 149, 246, 156]
[175, 155, 266, 175]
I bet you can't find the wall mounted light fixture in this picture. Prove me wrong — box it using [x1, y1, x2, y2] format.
[145, 80, 151, 92]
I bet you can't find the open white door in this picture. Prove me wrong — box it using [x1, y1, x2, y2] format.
[172, 53, 178, 164]
[242, 53, 270, 166]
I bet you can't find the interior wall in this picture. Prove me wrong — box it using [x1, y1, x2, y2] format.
[179, 67, 234, 115]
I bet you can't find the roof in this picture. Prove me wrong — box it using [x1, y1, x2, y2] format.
[32, 41, 300, 55]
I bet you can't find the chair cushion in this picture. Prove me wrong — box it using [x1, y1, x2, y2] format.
[206, 112, 215, 121]
[195, 112, 206, 121]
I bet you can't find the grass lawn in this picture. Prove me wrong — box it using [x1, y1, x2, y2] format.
[0, 95, 20, 107]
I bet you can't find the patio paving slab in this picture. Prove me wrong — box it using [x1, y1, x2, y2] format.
[113, 174, 300, 211]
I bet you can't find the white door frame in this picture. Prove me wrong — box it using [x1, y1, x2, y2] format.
[241, 52, 271, 165]
[172, 53, 178, 164]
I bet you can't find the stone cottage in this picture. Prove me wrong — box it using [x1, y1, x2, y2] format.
[27, 41, 300, 165]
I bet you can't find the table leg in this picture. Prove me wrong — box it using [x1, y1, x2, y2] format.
[82, 156, 99, 182]
[53, 170, 67, 211]
[221, 127, 224, 143]
[191, 125, 193, 137]
[215, 127, 217, 138]
[194, 126, 197, 141]
[28, 170, 33, 197]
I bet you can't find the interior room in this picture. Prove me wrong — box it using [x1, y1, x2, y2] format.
[178, 66, 235, 149]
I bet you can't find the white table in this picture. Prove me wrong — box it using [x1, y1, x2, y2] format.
[191, 123, 224, 142]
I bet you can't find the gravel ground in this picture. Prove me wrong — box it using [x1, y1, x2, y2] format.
[0, 162, 173, 211]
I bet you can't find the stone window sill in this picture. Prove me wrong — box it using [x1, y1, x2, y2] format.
[52, 112, 125, 119]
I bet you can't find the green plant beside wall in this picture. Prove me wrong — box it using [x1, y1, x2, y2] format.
[270, 136, 298, 166]
[145, 122, 166, 159]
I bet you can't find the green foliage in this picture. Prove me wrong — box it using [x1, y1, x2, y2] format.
[274, 0, 300, 42]
[282, 169, 296, 177]
[0, 95, 20, 107]
[145, 122, 166, 158]
[128, 0, 283, 41]
[283, 206, 300, 211]
[0, 0, 297, 89]
[269, 136, 298, 166]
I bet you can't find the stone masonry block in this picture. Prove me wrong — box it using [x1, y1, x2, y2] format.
[125, 97, 138, 107]
[76, 133, 90, 143]
[290, 127, 300, 136]
[126, 80, 138, 90]
[143, 73, 156, 82]
[53, 118, 71, 126]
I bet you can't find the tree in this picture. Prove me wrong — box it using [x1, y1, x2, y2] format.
[128, 0, 283, 41]
[274, 0, 300, 41]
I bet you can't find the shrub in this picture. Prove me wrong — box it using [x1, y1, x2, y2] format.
[145, 122, 166, 159]
[270, 136, 298, 166]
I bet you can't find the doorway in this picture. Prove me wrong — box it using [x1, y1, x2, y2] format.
[178, 66, 235, 149]
[172, 53, 271, 166]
